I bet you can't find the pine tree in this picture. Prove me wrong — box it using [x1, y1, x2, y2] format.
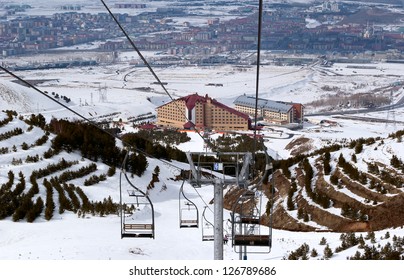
[297, 207, 304, 220]
[365, 231, 376, 244]
[390, 155, 402, 168]
[310, 248, 318, 258]
[303, 211, 309, 222]
[26, 197, 44, 223]
[330, 172, 339, 185]
[287, 194, 295, 211]
[350, 251, 362, 260]
[107, 165, 116, 177]
[152, 165, 160, 183]
[12, 197, 33, 222]
[323, 151, 331, 175]
[354, 142, 363, 154]
[338, 153, 345, 165]
[323, 244, 333, 259]
[44, 179, 55, 221]
[358, 235, 365, 249]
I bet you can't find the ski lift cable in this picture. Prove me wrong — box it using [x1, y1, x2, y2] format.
[252, 0, 264, 179]
[0, 65, 183, 174]
[101, 0, 272, 163]
[229, 20, 274, 244]
[0, 66, 93, 126]
[99, 0, 211, 149]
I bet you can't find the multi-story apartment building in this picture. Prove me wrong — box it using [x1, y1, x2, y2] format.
[156, 93, 251, 131]
[234, 95, 304, 125]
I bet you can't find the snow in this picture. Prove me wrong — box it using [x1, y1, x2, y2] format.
[306, 18, 322, 29]
[0, 58, 403, 260]
[1, 55, 404, 264]
[1, 2, 404, 277]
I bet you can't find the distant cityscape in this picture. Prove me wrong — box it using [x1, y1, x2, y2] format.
[0, 1, 403, 65]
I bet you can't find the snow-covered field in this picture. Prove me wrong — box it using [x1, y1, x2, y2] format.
[1, 2, 404, 279]
[1, 3, 404, 273]
[1, 57, 404, 265]
[2, 54, 403, 159]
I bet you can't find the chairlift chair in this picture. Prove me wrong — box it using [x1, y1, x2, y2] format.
[231, 188, 271, 252]
[120, 152, 155, 239]
[179, 180, 199, 228]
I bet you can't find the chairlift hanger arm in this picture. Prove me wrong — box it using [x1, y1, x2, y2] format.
[179, 179, 199, 228]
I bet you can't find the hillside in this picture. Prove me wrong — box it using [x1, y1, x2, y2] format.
[219, 130, 404, 235]
[1, 43, 404, 261]
[0, 111, 123, 222]
[261, 132, 404, 232]
[2, 108, 404, 261]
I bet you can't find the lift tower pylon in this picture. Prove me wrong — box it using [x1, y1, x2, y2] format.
[186, 152, 252, 260]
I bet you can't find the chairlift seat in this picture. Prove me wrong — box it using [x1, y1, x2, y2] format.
[127, 190, 145, 197]
[233, 234, 270, 247]
[122, 223, 154, 238]
[202, 235, 215, 241]
[240, 217, 260, 224]
[124, 223, 153, 230]
[180, 219, 198, 228]
[243, 191, 255, 197]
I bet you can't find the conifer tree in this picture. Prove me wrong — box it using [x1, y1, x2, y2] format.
[338, 153, 345, 165]
[303, 211, 309, 222]
[26, 197, 44, 223]
[12, 197, 33, 222]
[323, 244, 333, 259]
[354, 142, 363, 154]
[330, 172, 339, 185]
[287, 192, 295, 211]
[323, 151, 331, 175]
[297, 207, 304, 220]
[310, 248, 318, 258]
[44, 179, 55, 221]
[107, 166, 116, 177]
[390, 155, 402, 168]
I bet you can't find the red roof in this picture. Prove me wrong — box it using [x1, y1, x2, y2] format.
[158, 93, 250, 123]
[180, 93, 250, 120]
[210, 98, 250, 120]
[139, 123, 157, 130]
[179, 93, 206, 110]
[183, 121, 195, 129]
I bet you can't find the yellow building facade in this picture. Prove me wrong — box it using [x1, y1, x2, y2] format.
[156, 93, 251, 131]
